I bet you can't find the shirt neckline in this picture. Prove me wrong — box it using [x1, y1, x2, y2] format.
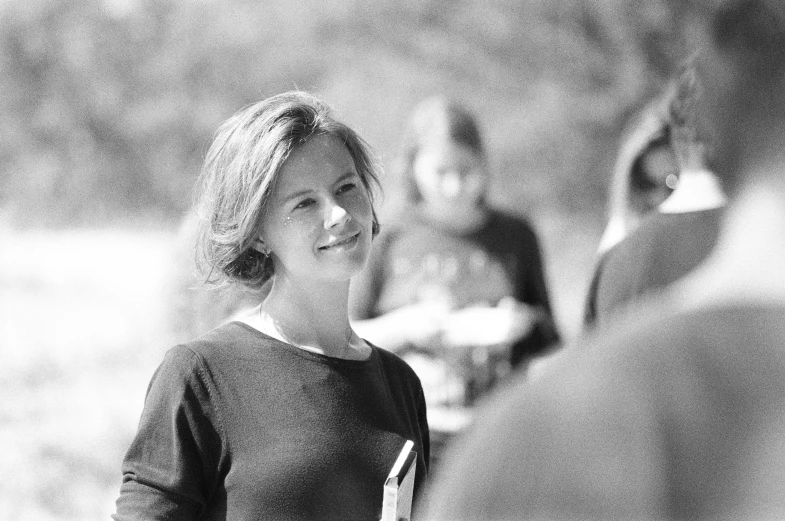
[229, 321, 376, 366]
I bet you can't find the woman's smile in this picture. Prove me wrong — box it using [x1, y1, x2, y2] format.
[318, 231, 361, 251]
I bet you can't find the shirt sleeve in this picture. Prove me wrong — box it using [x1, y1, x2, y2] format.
[510, 218, 560, 365]
[113, 346, 227, 521]
[417, 382, 431, 473]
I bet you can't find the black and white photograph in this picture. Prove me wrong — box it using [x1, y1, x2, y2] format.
[2, 1, 784, 519]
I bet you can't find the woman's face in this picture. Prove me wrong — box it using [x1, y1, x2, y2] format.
[256, 134, 374, 284]
[413, 139, 488, 214]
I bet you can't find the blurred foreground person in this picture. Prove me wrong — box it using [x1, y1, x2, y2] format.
[114, 91, 429, 520]
[585, 64, 727, 328]
[351, 97, 559, 467]
[424, 1, 785, 519]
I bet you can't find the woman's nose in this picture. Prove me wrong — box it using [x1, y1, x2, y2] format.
[325, 202, 349, 229]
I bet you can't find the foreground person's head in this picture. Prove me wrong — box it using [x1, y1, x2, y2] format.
[681, 0, 785, 194]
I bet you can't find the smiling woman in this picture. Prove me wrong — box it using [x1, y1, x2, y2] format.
[255, 134, 374, 288]
[112, 91, 430, 521]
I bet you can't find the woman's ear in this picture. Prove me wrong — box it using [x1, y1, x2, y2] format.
[251, 237, 270, 255]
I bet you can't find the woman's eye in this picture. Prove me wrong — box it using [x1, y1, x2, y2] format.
[294, 198, 315, 210]
[337, 182, 357, 195]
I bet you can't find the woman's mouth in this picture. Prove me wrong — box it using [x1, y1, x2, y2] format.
[319, 232, 360, 251]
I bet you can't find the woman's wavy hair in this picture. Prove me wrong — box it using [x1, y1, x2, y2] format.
[194, 91, 382, 289]
[398, 96, 487, 205]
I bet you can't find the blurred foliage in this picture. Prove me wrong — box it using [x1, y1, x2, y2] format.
[0, 0, 684, 228]
[0, 6, 692, 518]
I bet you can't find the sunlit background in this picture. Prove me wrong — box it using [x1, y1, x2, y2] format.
[1, 0, 683, 518]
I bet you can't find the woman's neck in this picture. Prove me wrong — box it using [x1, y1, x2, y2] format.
[252, 276, 370, 360]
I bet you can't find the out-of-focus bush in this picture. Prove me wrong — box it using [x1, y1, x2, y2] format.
[0, 0, 682, 229]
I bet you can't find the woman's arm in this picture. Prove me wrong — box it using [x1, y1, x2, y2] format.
[113, 347, 225, 520]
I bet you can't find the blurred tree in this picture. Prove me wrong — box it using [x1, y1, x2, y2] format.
[0, 0, 681, 228]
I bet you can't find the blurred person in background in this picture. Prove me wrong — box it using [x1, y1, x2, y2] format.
[423, 1, 785, 519]
[350, 96, 560, 468]
[114, 91, 429, 520]
[584, 62, 727, 328]
[596, 88, 682, 255]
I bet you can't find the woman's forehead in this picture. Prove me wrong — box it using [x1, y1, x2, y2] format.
[274, 134, 357, 190]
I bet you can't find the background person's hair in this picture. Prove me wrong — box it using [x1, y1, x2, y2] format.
[399, 96, 487, 204]
[194, 90, 382, 290]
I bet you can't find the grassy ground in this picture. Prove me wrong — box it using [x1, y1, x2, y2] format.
[0, 219, 597, 520]
[0, 228, 174, 520]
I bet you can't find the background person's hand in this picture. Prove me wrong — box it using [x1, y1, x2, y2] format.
[440, 297, 537, 349]
[392, 300, 452, 347]
[353, 300, 451, 352]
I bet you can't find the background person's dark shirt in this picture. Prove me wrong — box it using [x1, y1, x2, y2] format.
[584, 207, 723, 328]
[351, 208, 560, 368]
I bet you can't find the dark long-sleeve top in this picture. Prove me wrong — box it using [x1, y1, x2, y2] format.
[584, 207, 723, 328]
[113, 321, 430, 521]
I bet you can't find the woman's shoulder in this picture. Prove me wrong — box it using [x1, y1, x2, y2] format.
[177, 320, 248, 349]
[164, 322, 271, 371]
[370, 344, 422, 385]
[370, 342, 405, 364]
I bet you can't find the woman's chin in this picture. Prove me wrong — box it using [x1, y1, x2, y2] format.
[317, 243, 371, 280]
